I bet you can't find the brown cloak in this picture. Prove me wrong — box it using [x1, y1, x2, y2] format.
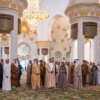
[40, 64, 45, 86]
[11, 63, 20, 87]
[26, 64, 31, 84]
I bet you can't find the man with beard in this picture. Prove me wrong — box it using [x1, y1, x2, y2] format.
[31, 59, 40, 90]
[81, 60, 88, 86]
[45, 58, 55, 89]
[11, 58, 20, 88]
[39, 60, 45, 86]
[27, 60, 32, 84]
[73, 59, 83, 89]
[70, 61, 75, 84]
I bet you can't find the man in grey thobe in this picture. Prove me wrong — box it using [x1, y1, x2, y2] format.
[90, 63, 98, 85]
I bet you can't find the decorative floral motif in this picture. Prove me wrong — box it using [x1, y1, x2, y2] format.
[0, 0, 27, 13]
[67, 6, 100, 20]
[30, 38, 34, 41]
[18, 45, 29, 56]
[21, 20, 31, 36]
[50, 47, 53, 50]
[63, 48, 67, 51]
[53, 39, 56, 43]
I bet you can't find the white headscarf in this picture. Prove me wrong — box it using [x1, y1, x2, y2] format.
[14, 60, 18, 68]
[75, 59, 79, 67]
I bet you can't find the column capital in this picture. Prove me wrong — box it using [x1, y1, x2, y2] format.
[36, 41, 52, 48]
[0, 0, 28, 14]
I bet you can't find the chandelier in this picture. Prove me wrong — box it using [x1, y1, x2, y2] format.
[21, 8, 50, 22]
[21, 0, 50, 33]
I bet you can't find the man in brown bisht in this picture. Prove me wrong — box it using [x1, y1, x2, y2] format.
[39, 60, 45, 86]
[45, 58, 55, 89]
[73, 59, 83, 89]
[31, 59, 40, 90]
[11, 59, 20, 88]
[26, 60, 32, 84]
[81, 60, 88, 86]
[70, 62, 75, 84]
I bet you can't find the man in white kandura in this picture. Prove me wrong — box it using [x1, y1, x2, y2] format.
[3, 59, 11, 91]
[73, 59, 83, 89]
[45, 58, 55, 89]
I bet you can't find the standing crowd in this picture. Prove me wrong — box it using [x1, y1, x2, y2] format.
[27, 58, 100, 90]
[70, 59, 100, 89]
[0, 58, 100, 91]
[27, 58, 67, 90]
[0, 58, 23, 91]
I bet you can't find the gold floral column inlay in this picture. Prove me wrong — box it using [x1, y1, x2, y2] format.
[0, 0, 27, 13]
[65, 3, 100, 20]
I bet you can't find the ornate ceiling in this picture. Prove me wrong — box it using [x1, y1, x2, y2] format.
[50, 17, 70, 52]
[67, 0, 99, 7]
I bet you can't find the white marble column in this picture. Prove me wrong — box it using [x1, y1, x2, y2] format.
[46, 48, 50, 63]
[97, 22, 100, 63]
[70, 38, 74, 64]
[9, 15, 18, 64]
[77, 21, 85, 64]
[40, 47, 43, 60]
[2, 45, 4, 59]
[91, 39, 94, 62]
[93, 36, 98, 64]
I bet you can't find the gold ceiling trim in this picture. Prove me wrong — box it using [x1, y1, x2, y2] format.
[66, 2, 100, 9]
[0, 6, 22, 14]
[0, 0, 28, 13]
[36, 41, 52, 47]
[36, 41, 52, 43]
[66, 6, 100, 20]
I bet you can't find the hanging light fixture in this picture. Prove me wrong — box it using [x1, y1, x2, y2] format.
[21, 0, 50, 21]
[21, 8, 50, 21]
[21, 0, 50, 33]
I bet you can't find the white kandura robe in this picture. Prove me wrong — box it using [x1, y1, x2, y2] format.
[98, 66, 100, 84]
[45, 63, 55, 88]
[73, 64, 83, 89]
[3, 63, 11, 91]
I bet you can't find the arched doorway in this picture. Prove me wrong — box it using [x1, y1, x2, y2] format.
[18, 42, 31, 71]
[48, 15, 71, 63]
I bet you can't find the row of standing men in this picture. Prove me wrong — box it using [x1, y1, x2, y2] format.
[0, 58, 23, 91]
[27, 58, 68, 90]
[27, 59, 100, 90]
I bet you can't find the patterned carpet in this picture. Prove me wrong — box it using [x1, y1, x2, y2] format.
[0, 75, 100, 100]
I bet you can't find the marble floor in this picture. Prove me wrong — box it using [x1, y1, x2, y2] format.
[0, 75, 100, 100]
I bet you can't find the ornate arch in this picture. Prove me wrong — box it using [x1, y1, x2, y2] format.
[18, 42, 31, 60]
[44, 11, 69, 41]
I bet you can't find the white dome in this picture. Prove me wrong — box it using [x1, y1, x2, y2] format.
[67, 0, 99, 7]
